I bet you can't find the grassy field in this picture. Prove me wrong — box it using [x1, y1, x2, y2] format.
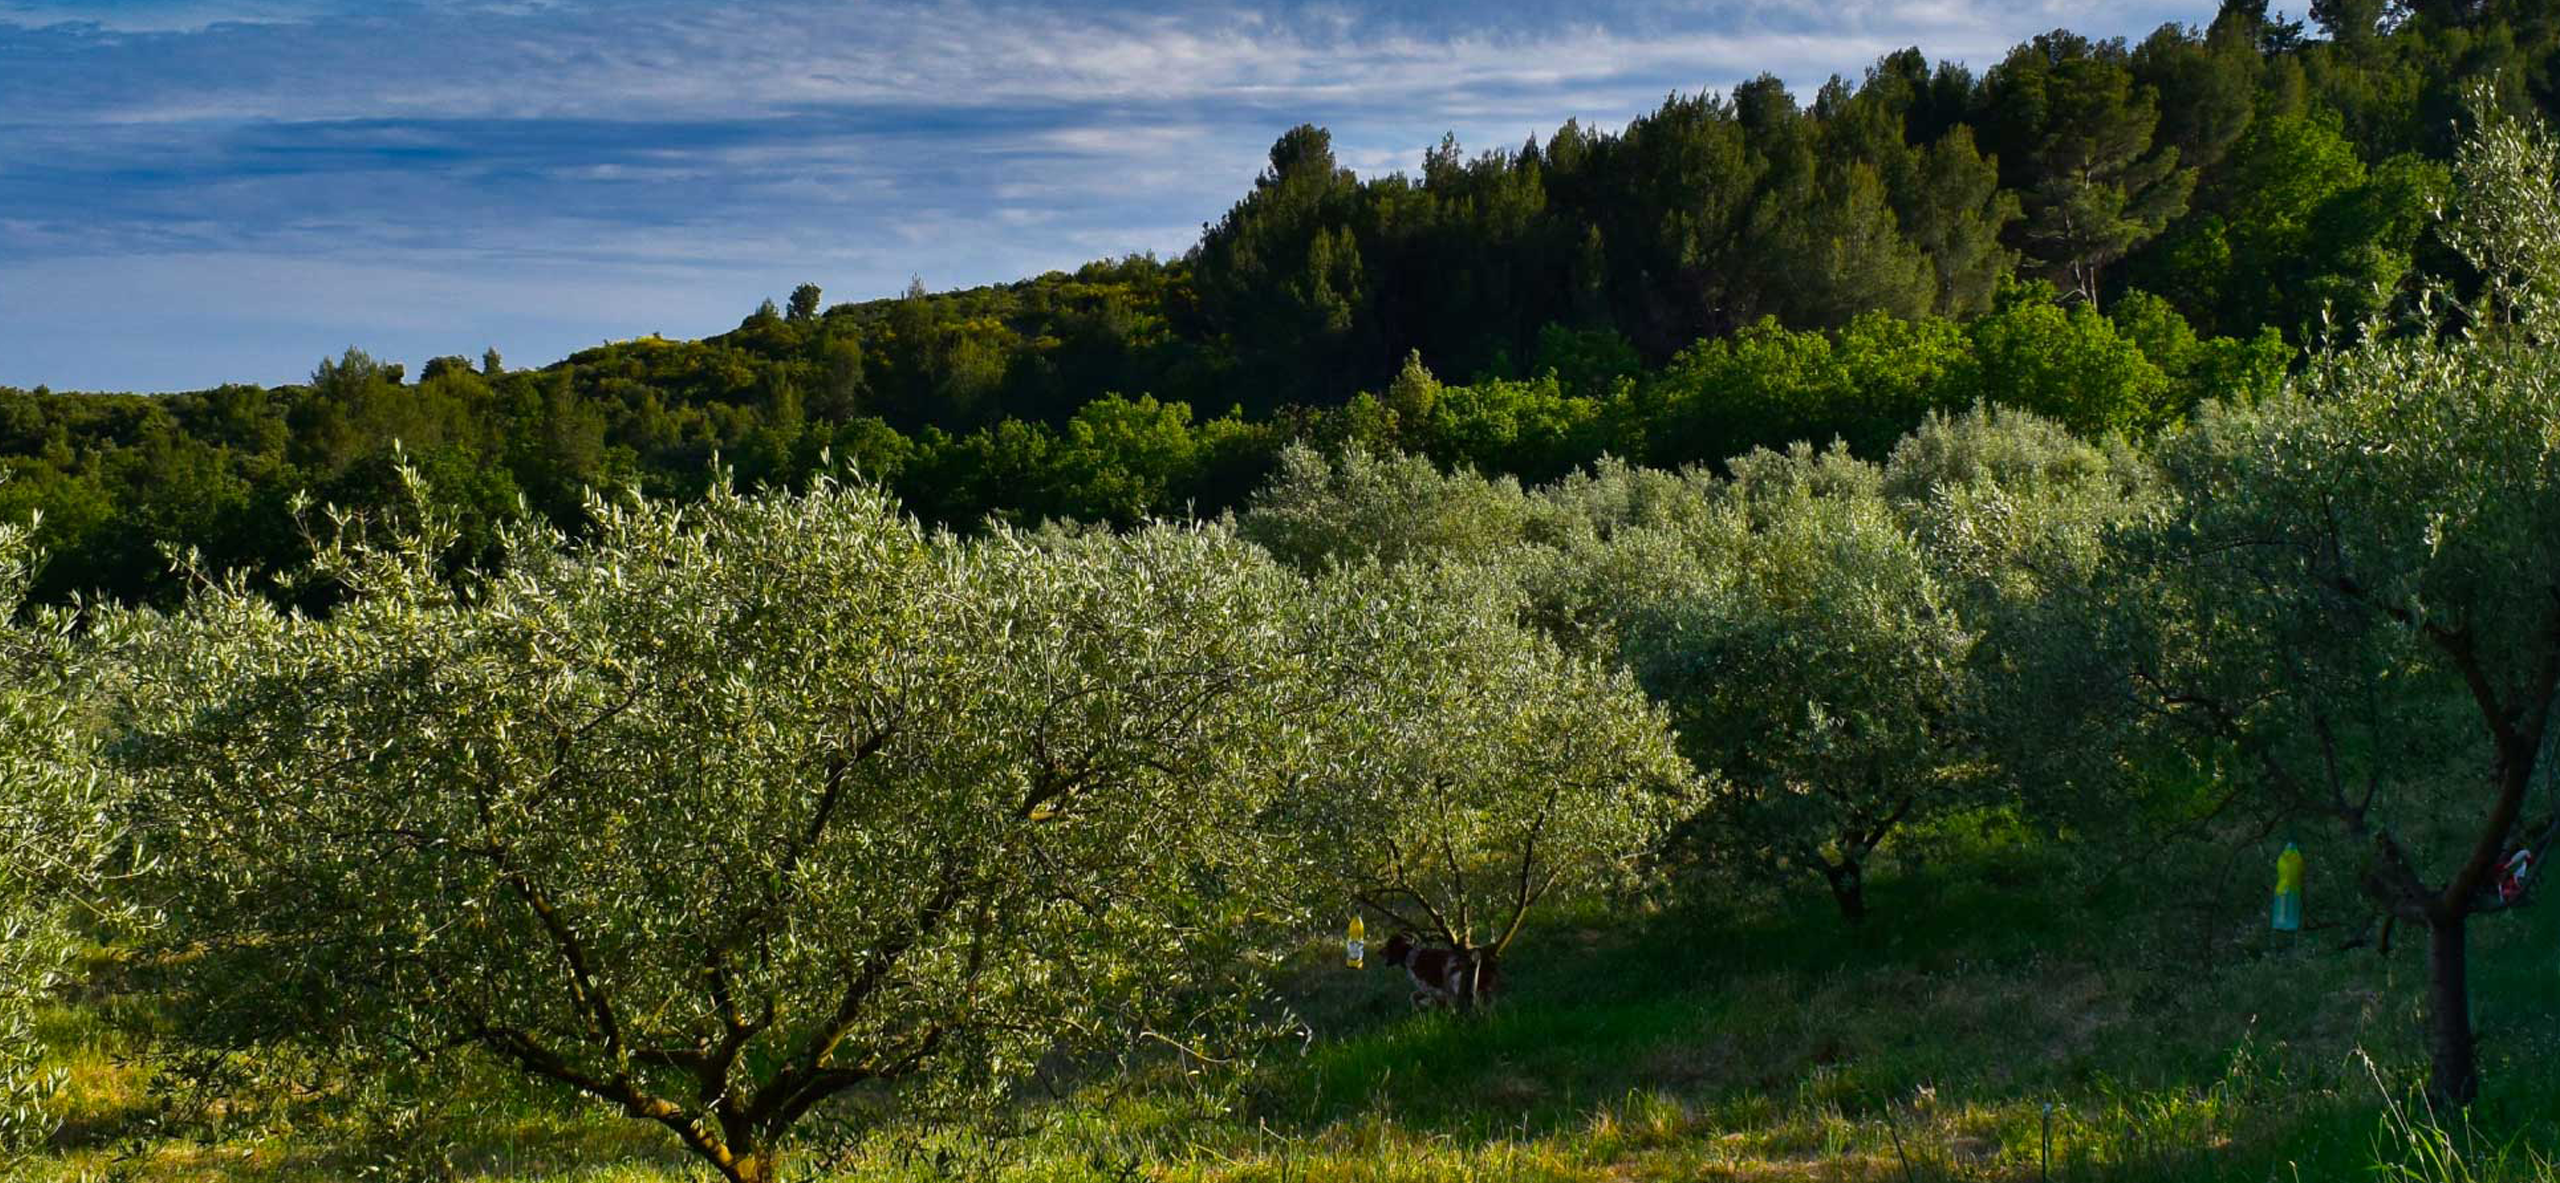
[21, 825, 2560, 1182]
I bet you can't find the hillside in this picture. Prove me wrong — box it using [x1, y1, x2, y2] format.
[0, 2, 2527, 606]
[10, 10, 2560, 1180]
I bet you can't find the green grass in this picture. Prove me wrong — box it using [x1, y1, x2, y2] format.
[19, 827, 2560, 1181]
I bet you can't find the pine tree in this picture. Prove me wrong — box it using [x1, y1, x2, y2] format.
[1982, 33, 2197, 303]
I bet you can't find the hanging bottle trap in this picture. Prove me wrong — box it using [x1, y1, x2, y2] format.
[2271, 841, 2304, 932]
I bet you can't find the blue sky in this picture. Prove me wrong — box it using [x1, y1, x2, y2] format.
[1, 0, 2209, 392]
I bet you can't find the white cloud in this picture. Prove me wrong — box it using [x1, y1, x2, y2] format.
[7, 0, 2208, 125]
[0, 0, 2217, 388]
[0, 0, 335, 32]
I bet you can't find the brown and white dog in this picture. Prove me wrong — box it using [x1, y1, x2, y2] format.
[1380, 932, 1501, 1011]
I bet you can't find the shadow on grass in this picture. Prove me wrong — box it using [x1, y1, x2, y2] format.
[1240, 831, 2560, 1181]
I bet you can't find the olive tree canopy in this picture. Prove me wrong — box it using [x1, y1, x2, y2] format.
[0, 515, 133, 1153]
[1617, 444, 1987, 921]
[2104, 91, 2560, 1103]
[121, 475, 1310, 1183]
[1277, 560, 1698, 980]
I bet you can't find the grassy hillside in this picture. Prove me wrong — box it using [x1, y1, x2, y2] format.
[27, 825, 2559, 1181]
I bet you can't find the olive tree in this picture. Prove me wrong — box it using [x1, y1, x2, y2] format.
[1882, 405, 2160, 606]
[1276, 560, 1696, 994]
[1240, 444, 1725, 659]
[2105, 93, 2560, 1104]
[1881, 406, 2166, 826]
[0, 515, 130, 1152]
[120, 474, 1308, 1182]
[1237, 443, 1533, 572]
[1619, 445, 1987, 922]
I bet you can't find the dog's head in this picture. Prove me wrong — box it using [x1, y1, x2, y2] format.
[1380, 932, 1416, 966]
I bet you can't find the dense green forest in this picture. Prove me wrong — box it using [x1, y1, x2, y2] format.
[8, 0, 2538, 607]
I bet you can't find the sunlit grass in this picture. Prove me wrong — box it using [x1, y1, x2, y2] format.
[18, 827, 2560, 1181]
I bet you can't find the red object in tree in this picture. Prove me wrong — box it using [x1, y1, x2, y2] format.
[2497, 849, 2532, 906]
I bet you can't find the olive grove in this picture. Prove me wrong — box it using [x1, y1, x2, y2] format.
[107, 467, 1697, 1178]
[117, 476, 1317, 1182]
[16, 48, 2560, 1171]
[2095, 91, 2560, 1104]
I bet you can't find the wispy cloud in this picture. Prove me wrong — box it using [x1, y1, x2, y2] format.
[0, 0, 2208, 390]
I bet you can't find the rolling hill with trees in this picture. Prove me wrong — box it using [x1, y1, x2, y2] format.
[0, 0, 2518, 609]
[11, 3, 2560, 1180]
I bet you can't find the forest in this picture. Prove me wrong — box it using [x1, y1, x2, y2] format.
[8, 1, 2560, 1180]
[2, 0, 2499, 607]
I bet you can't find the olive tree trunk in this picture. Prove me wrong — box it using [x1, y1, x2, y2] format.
[1822, 860, 1868, 924]
[2425, 915, 2480, 1106]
